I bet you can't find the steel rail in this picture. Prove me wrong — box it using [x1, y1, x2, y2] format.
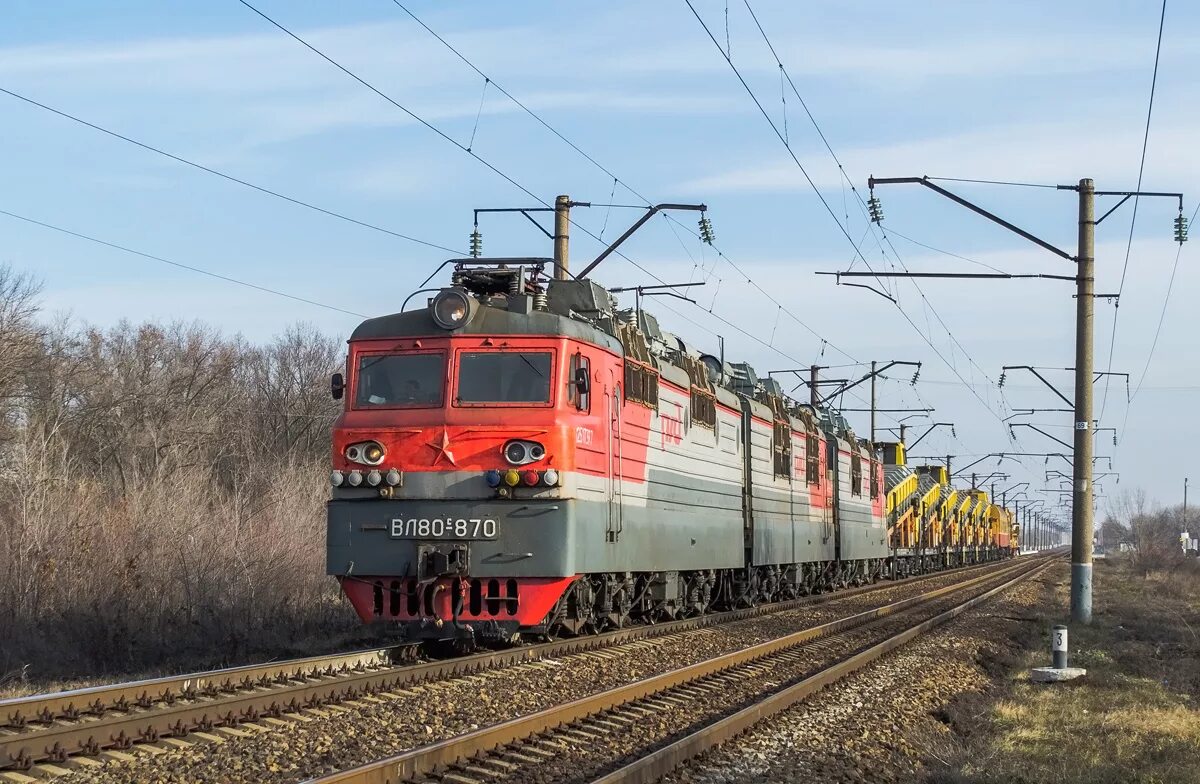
[0, 647, 401, 731]
[0, 555, 1020, 770]
[589, 555, 1060, 783]
[302, 556, 1048, 784]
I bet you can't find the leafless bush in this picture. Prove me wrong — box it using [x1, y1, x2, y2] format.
[1107, 489, 1188, 576]
[0, 272, 357, 680]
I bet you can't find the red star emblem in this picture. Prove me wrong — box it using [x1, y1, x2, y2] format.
[425, 429, 457, 466]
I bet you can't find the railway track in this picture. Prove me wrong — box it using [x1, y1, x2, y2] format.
[0, 555, 1030, 776]
[302, 555, 1057, 784]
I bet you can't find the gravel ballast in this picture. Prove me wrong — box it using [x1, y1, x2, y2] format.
[46, 563, 1020, 783]
[662, 562, 1067, 784]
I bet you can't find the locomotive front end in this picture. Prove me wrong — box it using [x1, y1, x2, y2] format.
[326, 263, 611, 643]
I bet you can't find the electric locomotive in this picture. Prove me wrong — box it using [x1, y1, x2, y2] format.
[325, 257, 1008, 643]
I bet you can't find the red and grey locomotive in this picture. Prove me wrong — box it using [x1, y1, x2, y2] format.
[325, 257, 1006, 643]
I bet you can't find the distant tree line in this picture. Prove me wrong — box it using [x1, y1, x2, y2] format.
[0, 266, 358, 682]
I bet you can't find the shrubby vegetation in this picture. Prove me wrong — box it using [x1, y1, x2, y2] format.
[0, 267, 357, 682]
[1100, 488, 1197, 575]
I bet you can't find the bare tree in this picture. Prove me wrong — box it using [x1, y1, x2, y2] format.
[0, 275, 355, 680]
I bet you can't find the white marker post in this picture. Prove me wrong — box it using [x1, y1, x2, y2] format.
[1052, 624, 1068, 669]
[1032, 623, 1086, 683]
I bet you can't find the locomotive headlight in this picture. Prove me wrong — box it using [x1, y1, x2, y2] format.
[503, 439, 545, 465]
[385, 468, 402, 486]
[542, 469, 559, 486]
[366, 470, 382, 487]
[346, 441, 386, 466]
[503, 469, 521, 487]
[430, 288, 475, 330]
[330, 470, 345, 487]
[504, 441, 528, 464]
[347, 470, 363, 486]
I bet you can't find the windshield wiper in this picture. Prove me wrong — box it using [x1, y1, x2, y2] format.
[518, 354, 545, 377]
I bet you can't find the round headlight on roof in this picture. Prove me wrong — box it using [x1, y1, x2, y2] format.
[430, 288, 475, 330]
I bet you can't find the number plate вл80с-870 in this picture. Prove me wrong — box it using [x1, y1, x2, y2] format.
[389, 517, 499, 540]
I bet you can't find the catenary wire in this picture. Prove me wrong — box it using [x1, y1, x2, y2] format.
[242, 0, 863, 372]
[390, 0, 1013, 441]
[386, 0, 860, 363]
[1123, 199, 1198, 425]
[1100, 0, 1168, 422]
[883, 226, 1011, 275]
[738, 0, 1011, 414]
[0, 87, 461, 256]
[925, 176, 1059, 189]
[0, 207, 367, 318]
[688, 0, 1010, 428]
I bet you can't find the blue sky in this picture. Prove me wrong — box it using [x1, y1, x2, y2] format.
[2, 0, 1197, 514]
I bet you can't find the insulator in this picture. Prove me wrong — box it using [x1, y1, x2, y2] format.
[698, 214, 716, 245]
[998, 371, 1006, 388]
[509, 273, 520, 295]
[951, 426, 957, 438]
[469, 228, 483, 257]
[868, 194, 884, 224]
[534, 291, 548, 311]
[910, 368, 920, 385]
[1175, 213, 1188, 243]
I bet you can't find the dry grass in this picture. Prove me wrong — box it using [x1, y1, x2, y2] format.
[924, 557, 1200, 784]
[0, 271, 374, 689]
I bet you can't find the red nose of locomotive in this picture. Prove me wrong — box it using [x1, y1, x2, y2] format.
[326, 278, 601, 641]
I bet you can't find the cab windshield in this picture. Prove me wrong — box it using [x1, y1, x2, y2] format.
[355, 352, 445, 408]
[456, 351, 552, 404]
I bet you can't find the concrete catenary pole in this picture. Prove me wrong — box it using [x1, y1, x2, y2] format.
[810, 365, 820, 408]
[553, 194, 571, 280]
[1071, 178, 1095, 624]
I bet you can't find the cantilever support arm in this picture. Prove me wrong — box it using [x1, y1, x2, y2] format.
[1010, 423, 1073, 451]
[869, 176, 1075, 262]
[577, 203, 707, 279]
[1002, 365, 1074, 408]
[908, 422, 954, 450]
[818, 360, 920, 405]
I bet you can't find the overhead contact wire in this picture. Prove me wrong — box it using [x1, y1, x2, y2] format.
[689, 0, 1010, 428]
[1100, 0, 1168, 423]
[0, 208, 367, 318]
[389, 0, 856, 363]
[0, 87, 461, 255]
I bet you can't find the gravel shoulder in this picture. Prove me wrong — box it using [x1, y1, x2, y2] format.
[663, 560, 1067, 784]
[924, 556, 1200, 784]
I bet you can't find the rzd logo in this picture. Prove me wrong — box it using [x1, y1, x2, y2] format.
[662, 403, 683, 447]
